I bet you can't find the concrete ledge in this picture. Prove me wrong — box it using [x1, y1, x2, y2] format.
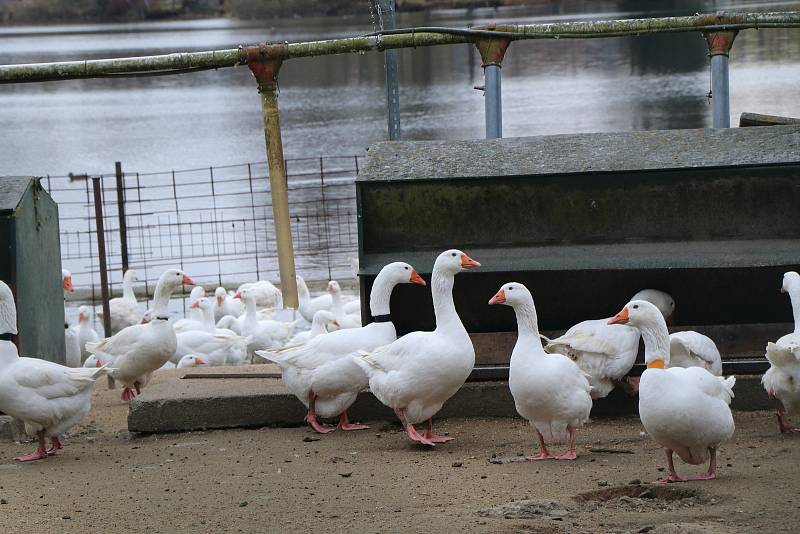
[128, 374, 771, 434]
[0, 415, 28, 443]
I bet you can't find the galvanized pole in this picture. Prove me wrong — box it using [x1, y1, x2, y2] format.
[704, 30, 737, 128]
[378, 0, 401, 140]
[91, 176, 112, 336]
[475, 31, 510, 139]
[245, 44, 299, 309]
[114, 161, 129, 273]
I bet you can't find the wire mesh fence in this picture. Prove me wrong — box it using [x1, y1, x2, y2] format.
[45, 155, 362, 320]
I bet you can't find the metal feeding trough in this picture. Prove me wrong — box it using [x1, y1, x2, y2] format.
[356, 125, 800, 376]
[0, 176, 64, 363]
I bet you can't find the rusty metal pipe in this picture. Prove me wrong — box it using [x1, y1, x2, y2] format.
[91, 176, 112, 336]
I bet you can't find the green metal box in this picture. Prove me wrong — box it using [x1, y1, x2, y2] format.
[0, 177, 64, 363]
[357, 126, 800, 364]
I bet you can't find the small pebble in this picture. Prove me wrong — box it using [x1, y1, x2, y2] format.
[239, 502, 248, 507]
[62, 515, 71, 520]
[302, 437, 319, 443]
[629, 479, 642, 485]
[0, 499, 7, 505]
[339, 472, 353, 478]
[452, 462, 463, 468]
[598, 480, 609, 486]
[480, 475, 487, 479]
[639, 527, 654, 533]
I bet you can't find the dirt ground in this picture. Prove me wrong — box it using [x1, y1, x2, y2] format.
[1, 373, 798, 534]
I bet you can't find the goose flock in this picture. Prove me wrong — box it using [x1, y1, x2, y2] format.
[1, 251, 798, 487]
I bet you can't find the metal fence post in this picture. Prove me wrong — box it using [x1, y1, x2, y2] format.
[114, 161, 129, 273]
[378, 0, 401, 140]
[704, 29, 738, 128]
[91, 176, 112, 336]
[245, 44, 299, 309]
[475, 30, 511, 139]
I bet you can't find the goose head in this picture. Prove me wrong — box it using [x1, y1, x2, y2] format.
[83, 355, 102, 368]
[782, 271, 800, 294]
[630, 289, 675, 321]
[214, 287, 227, 306]
[158, 269, 194, 292]
[382, 262, 427, 287]
[62, 269, 74, 293]
[326, 280, 341, 294]
[488, 282, 532, 307]
[190, 286, 207, 302]
[434, 249, 481, 276]
[191, 297, 211, 311]
[609, 300, 669, 368]
[177, 354, 207, 368]
[234, 288, 254, 303]
[140, 310, 152, 324]
[0, 280, 17, 335]
[123, 269, 139, 283]
[313, 310, 339, 330]
[78, 305, 91, 324]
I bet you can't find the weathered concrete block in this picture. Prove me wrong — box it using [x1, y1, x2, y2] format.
[0, 415, 28, 442]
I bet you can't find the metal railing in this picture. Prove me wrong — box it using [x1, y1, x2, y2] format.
[47, 155, 361, 317]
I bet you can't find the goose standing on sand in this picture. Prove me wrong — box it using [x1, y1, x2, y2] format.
[762, 271, 800, 433]
[97, 269, 141, 334]
[545, 289, 674, 399]
[489, 283, 592, 460]
[259, 262, 426, 433]
[351, 250, 480, 446]
[87, 269, 194, 401]
[0, 280, 108, 462]
[609, 300, 735, 483]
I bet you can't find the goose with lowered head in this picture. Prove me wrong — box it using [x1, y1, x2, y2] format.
[351, 250, 480, 446]
[87, 268, 195, 401]
[0, 280, 108, 462]
[327, 280, 361, 329]
[609, 300, 735, 483]
[286, 310, 339, 345]
[762, 271, 800, 433]
[545, 289, 674, 399]
[259, 261, 426, 433]
[490, 282, 592, 460]
[97, 269, 141, 335]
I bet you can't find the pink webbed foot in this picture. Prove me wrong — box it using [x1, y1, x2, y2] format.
[555, 450, 577, 460]
[405, 426, 435, 447]
[653, 473, 685, 484]
[304, 414, 335, 434]
[15, 450, 48, 462]
[336, 412, 369, 431]
[526, 452, 556, 461]
[423, 419, 453, 443]
[121, 387, 136, 402]
[686, 472, 717, 481]
[46, 437, 63, 455]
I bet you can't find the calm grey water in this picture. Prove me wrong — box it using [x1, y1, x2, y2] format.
[1, 0, 799, 176]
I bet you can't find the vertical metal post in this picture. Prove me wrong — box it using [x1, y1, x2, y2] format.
[704, 29, 737, 129]
[379, 0, 401, 140]
[246, 44, 299, 309]
[114, 161, 128, 273]
[91, 177, 112, 337]
[475, 31, 511, 140]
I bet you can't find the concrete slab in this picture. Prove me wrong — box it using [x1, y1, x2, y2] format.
[128, 371, 771, 434]
[0, 415, 28, 443]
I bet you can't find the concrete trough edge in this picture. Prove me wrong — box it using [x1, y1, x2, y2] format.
[127, 376, 770, 434]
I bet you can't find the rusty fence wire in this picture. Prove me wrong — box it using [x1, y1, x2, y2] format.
[44, 155, 361, 318]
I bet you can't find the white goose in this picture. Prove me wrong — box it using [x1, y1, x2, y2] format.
[75, 305, 99, 361]
[489, 282, 592, 460]
[668, 331, 722, 375]
[762, 271, 800, 433]
[237, 280, 283, 309]
[296, 275, 333, 322]
[62, 269, 76, 365]
[545, 289, 674, 399]
[96, 269, 141, 335]
[233, 288, 293, 353]
[287, 310, 338, 345]
[185, 286, 207, 322]
[213, 287, 243, 323]
[258, 262, 426, 433]
[61, 269, 74, 297]
[177, 354, 208, 368]
[0, 280, 108, 462]
[351, 250, 480, 446]
[174, 328, 249, 367]
[327, 280, 361, 329]
[87, 269, 194, 401]
[609, 300, 735, 483]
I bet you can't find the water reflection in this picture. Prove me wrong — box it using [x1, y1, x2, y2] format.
[0, 0, 798, 174]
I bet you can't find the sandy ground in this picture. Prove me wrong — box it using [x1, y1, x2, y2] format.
[1, 373, 799, 534]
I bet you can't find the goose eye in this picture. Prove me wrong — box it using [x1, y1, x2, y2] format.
[633, 304, 639, 309]
[451, 253, 456, 257]
[404, 266, 409, 270]
[508, 286, 513, 290]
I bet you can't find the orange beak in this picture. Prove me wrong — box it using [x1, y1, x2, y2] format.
[190, 301, 200, 309]
[488, 289, 506, 305]
[78, 312, 86, 321]
[140, 316, 150, 324]
[331, 319, 340, 327]
[409, 270, 426, 286]
[194, 356, 206, 365]
[63, 276, 74, 292]
[182, 275, 195, 285]
[95, 359, 102, 368]
[326, 281, 335, 292]
[216, 295, 224, 304]
[608, 307, 630, 325]
[233, 292, 241, 299]
[460, 253, 481, 269]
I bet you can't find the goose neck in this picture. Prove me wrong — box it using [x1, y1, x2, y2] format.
[512, 301, 541, 344]
[151, 282, 174, 315]
[369, 272, 399, 316]
[243, 297, 257, 320]
[639, 322, 671, 365]
[789, 286, 800, 334]
[202, 305, 215, 329]
[122, 277, 136, 302]
[310, 316, 327, 336]
[431, 270, 463, 334]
